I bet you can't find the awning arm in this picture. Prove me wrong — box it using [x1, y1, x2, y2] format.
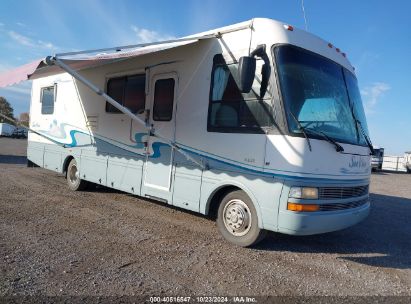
[50, 57, 147, 127]
[55, 23, 251, 58]
[49, 57, 208, 170]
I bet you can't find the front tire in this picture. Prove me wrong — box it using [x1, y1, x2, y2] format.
[217, 190, 266, 247]
[66, 158, 88, 191]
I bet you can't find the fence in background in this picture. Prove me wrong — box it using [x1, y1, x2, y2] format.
[382, 156, 407, 172]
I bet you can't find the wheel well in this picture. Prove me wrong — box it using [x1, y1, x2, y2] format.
[62, 156, 74, 176]
[207, 185, 241, 219]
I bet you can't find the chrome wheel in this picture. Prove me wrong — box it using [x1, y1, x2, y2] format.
[222, 199, 252, 237]
[68, 163, 79, 184]
[66, 158, 88, 191]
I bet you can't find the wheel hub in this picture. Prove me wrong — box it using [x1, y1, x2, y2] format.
[69, 164, 79, 184]
[223, 199, 252, 237]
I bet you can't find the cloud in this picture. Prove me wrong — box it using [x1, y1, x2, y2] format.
[8, 31, 35, 47]
[0, 22, 4, 27]
[131, 26, 175, 43]
[16, 22, 26, 27]
[0, 81, 32, 95]
[8, 30, 57, 50]
[37, 40, 55, 49]
[0, 81, 32, 116]
[361, 82, 390, 113]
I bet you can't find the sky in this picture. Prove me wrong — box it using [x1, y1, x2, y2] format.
[0, 0, 410, 155]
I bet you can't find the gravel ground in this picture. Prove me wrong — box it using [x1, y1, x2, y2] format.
[1, 137, 410, 297]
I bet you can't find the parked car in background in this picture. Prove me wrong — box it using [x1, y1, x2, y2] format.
[11, 127, 28, 139]
[0, 122, 15, 137]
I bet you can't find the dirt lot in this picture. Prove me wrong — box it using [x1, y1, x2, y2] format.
[1, 137, 410, 297]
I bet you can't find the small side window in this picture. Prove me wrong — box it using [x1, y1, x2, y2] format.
[41, 86, 55, 115]
[153, 78, 175, 121]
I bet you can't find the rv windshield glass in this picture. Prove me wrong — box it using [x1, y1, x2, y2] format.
[275, 45, 369, 146]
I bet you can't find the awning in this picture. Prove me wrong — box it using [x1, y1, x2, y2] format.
[0, 21, 255, 88]
[0, 38, 204, 88]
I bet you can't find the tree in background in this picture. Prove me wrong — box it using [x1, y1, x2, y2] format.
[0, 96, 15, 125]
[19, 112, 30, 127]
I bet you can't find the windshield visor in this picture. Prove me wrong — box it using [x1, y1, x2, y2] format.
[274, 45, 370, 146]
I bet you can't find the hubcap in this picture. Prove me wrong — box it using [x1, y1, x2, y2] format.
[223, 199, 252, 237]
[68, 164, 79, 184]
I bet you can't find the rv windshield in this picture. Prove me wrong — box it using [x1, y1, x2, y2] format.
[275, 45, 369, 146]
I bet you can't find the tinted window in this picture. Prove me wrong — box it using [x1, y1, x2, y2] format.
[106, 74, 145, 113]
[124, 75, 146, 113]
[153, 78, 175, 121]
[41, 86, 55, 115]
[106, 77, 125, 113]
[208, 54, 274, 133]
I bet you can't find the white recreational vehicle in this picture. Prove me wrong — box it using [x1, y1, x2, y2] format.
[0, 18, 373, 246]
[0, 122, 15, 137]
[371, 146, 384, 171]
[404, 152, 411, 173]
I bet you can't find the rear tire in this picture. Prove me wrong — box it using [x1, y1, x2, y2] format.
[66, 158, 88, 191]
[217, 190, 266, 247]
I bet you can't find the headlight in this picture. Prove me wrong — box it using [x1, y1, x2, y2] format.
[289, 187, 319, 199]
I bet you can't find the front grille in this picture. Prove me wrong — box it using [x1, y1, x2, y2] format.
[319, 199, 369, 211]
[318, 185, 369, 200]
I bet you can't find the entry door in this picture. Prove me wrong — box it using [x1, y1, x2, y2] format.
[142, 72, 178, 202]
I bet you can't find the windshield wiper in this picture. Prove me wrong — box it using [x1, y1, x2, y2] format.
[289, 112, 344, 153]
[349, 107, 374, 155]
[290, 112, 312, 151]
[355, 119, 374, 155]
[304, 128, 344, 153]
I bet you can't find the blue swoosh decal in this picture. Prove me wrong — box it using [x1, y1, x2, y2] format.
[151, 142, 169, 158]
[32, 124, 369, 184]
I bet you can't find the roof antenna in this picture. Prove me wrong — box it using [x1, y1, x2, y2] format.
[301, 0, 308, 31]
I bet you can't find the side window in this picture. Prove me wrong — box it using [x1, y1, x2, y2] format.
[208, 54, 274, 133]
[106, 74, 145, 113]
[153, 78, 175, 121]
[41, 86, 55, 115]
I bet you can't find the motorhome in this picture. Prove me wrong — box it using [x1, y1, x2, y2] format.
[0, 18, 373, 246]
[371, 146, 384, 171]
[0, 122, 15, 137]
[404, 152, 411, 173]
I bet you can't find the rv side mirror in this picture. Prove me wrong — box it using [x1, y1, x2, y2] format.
[238, 56, 256, 93]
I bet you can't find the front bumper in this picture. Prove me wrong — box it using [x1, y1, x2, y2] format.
[278, 200, 370, 235]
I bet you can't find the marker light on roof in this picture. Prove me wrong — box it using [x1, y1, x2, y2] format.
[342, 52, 347, 58]
[283, 24, 294, 31]
[328, 43, 333, 48]
[336, 48, 341, 53]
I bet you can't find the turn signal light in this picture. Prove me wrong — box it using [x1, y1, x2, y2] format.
[287, 203, 320, 212]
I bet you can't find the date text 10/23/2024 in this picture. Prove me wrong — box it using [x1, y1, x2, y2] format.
[149, 296, 258, 303]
